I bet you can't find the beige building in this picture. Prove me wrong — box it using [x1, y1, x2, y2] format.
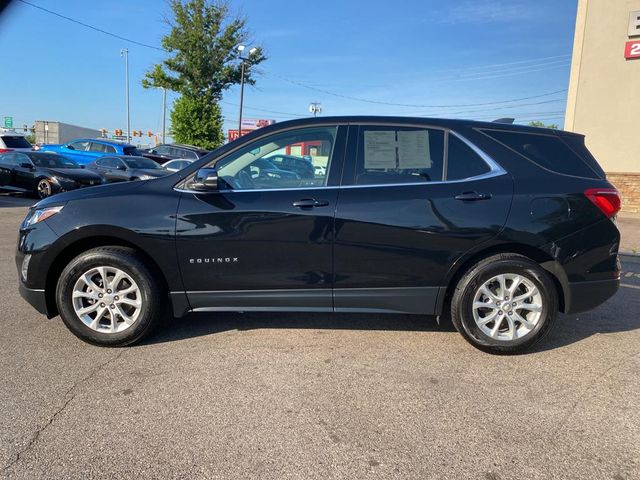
[565, 0, 640, 215]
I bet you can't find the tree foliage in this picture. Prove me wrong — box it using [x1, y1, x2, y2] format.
[528, 120, 559, 130]
[142, 0, 266, 148]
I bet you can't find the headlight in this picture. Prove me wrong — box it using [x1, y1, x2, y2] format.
[51, 175, 72, 184]
[23, 205, 64, 227]
[138, 175, 154, 180]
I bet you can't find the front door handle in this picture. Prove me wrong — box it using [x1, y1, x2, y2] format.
[292, 198, 329, 209]
[455, 191, 492, 201]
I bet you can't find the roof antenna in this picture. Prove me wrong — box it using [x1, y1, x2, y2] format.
[492, 118, 515, 124]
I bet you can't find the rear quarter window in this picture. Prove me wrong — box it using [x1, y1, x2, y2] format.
[481, 129, 600, 178]
[1, 136, 32, 148]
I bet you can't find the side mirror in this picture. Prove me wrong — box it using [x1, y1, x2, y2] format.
[149, 149, 156, 154]
[192, 168, 218, 191]
[20, 162, 33, 169]
[117, 165, 127, 171]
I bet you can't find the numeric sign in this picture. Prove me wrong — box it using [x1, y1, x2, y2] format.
[625, 40, 640, 59]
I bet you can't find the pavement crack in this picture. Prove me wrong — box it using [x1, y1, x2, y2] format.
[1, 348, 129, 474]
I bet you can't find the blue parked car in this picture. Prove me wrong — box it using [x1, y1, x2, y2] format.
[39, 139, 142, 165]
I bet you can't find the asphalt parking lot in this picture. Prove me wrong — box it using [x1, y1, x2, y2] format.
[0, 197, 639, 480]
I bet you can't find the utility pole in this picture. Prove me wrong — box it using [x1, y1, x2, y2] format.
[120, 48, 131, 143]
[236, 45, 258, 138]
[161, 87, 166, 144]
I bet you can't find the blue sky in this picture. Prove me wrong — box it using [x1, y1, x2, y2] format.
[0, 0, 578, 139]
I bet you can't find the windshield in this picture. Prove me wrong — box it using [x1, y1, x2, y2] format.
[30, 153, 80, 169]
[123, 157, 161, 169]
[3, 136, 32, 148]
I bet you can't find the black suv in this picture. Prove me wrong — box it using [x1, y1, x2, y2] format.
[16, 117, 621, 353]
[141, 143, 209, 163]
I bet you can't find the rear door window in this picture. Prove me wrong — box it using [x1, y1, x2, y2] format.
[123, 146, 141, 156]
[481, 129, 600, 178]
[353, 126, 445, 185]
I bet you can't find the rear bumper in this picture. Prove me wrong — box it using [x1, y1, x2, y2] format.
[18, 282, 50, 316]
[565, 278, 619, 314]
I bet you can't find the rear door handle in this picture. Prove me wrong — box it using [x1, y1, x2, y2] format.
[455, 191, 492, 201]
[292, 198, 330, 208]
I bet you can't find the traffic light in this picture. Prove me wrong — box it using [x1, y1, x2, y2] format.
[115, 129, 122, 136]
[147, 130, 152, 137]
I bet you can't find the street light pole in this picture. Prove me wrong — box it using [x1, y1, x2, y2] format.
[236, 45, 258, 139]
[161, 87, 166, 144]
[238, 60, 246, 137]
[120, 48, 131, 143]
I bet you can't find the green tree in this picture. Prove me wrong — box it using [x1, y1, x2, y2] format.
[142, 0, 265, 149]
[528, 120, 559, 130]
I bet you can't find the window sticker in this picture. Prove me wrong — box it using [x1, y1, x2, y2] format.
[398, 130, 431, 169]
[364, 130, 397, 169]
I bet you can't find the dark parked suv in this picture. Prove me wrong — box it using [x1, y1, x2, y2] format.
[16, 117, 621, 353]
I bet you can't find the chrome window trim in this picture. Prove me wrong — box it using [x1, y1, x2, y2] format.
[174, 127, 506, 194]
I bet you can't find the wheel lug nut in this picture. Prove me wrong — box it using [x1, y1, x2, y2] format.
[110, 304, 115, 309]
[498, 310, 503, 315]
[100, 303, 105, 307]
[98, 293, 103, 298]
[107, 289, 112, 294]
[505, 296, 509, 300]
[114, 296, 119, 300]
[512, 302, 517, 306]
[508, 311, 513, 315]
[496, 301, 501, 306]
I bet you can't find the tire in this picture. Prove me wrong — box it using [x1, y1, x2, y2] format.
[450, 253, 558, 354]
[56, 247, 167, 346]
[36, 178, 53, 199]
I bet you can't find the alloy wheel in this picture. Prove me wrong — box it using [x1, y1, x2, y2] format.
[471, 273, 543, 341]
[37, 180, 52, 198]
[71, 266, 142, 333]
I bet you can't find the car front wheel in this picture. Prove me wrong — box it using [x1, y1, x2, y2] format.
[36, 179, 53, 199]
[56, 247, 166, 346]
[450, 253, 558, 354]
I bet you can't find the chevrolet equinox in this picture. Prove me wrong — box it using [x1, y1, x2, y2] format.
[16, 117, 621, 353]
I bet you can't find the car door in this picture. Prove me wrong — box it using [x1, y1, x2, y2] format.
[332, 124, 513, 314]
[12, 153, 37, 190]
[0, 153, 15, 187]
[175, 125, 347, 311]
[62, 140, 91, 163]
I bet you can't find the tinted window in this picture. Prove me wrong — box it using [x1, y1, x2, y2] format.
[89, 142, 116, 153]
[123, 146, 141, 156]
[123, 157, 161, 169]
[96, 157, 117, 168]
[482, 129, 599, 178]
[0, 153, 16, 165]
[68, 141, 89, 151]
[446, 135, 490, 180]
[354, 126, 444, 185]
[154, 145, 171, 155]
[1, 136, 32, 148]
[29, 153, 80, 168]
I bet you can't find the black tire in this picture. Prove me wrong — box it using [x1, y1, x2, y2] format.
[450, 253, 558, 354]
[56, 246, 167, 346]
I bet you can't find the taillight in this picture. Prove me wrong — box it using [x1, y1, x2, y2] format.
[584, 188, 621, 218]
[0, 148, 11, 153]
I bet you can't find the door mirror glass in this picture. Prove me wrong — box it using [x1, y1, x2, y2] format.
[192, 168, 218, 191]
[20, 162, 33, 169]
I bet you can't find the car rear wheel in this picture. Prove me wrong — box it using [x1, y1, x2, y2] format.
[450, 253, 558, 354]
[56, 247, 167, 346]
[37, 179, 52, 199]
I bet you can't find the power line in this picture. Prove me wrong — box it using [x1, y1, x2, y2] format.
[16, 0, 164, 51]
[456, 54, 572, 72]
[262, 70, 567, 108]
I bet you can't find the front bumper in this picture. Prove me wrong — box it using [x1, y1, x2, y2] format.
[18, 282, 50, 316]
[565, 278, 619, 314]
